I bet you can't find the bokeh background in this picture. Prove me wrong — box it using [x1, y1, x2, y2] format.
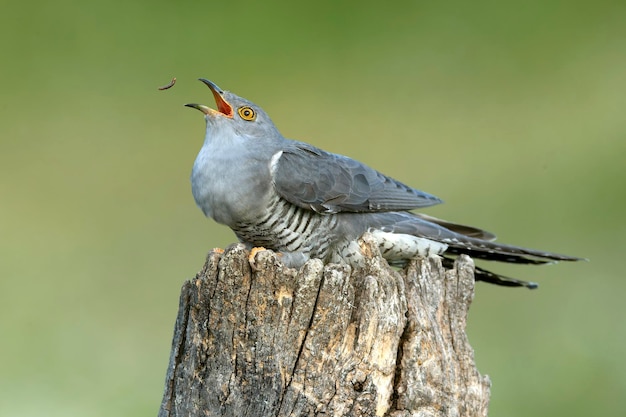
[1, 1, 624, 416]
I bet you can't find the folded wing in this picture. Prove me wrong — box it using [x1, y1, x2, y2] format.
[272, 142, 442, 214]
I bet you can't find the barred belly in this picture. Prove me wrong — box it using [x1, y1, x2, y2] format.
[233, 196, 339, 262]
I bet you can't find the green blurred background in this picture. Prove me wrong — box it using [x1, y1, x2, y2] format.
[1, 0, 624, 415]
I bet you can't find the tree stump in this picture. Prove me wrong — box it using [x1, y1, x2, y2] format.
[158, 233, 490, 417]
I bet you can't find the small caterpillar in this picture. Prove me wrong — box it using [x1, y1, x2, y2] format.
[158, 77, 176, 90]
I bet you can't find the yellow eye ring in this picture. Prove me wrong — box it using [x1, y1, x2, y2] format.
[237, 106, 256, 121]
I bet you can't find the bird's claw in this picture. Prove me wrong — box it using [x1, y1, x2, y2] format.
[248, 247, 268, 271]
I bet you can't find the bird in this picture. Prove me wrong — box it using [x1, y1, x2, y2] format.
[185, 79, 583, 289]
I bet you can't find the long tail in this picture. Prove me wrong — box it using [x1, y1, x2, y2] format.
[440, 256, 539, 289]
[372, 212, 584, 289]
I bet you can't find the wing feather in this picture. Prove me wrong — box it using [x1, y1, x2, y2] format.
[272, 142, 442, 214]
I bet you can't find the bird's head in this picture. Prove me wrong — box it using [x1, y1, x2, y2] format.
[186, 79, 280, 141]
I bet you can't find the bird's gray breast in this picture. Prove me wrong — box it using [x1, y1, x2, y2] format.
[233, 193, 340, 263]
[191, 142, 273, 227]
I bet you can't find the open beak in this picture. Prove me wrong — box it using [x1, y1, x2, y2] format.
[185, 79, 234, 117]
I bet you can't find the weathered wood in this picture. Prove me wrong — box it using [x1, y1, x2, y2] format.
[158, 233, 490, 417]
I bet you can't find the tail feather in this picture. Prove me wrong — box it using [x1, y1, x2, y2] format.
[379, 212, 583, 264]
[413, 213, 497, 241]
[370, 211, 584, 289]
[441, 257, 539, 289]
[441, 238, 579, 264]
[439, 234, 583, 264]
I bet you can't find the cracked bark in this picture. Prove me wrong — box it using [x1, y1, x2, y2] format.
[158, 233, 490, 417]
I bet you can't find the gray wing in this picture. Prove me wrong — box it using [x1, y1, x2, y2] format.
[272, 142, 442, 214]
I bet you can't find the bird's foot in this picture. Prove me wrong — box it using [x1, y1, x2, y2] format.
[248, 246, 268, 271]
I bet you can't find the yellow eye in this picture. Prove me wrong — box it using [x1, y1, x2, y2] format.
[237, 106, 256, 121]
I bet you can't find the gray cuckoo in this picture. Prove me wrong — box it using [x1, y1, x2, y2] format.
[185, 79, 582, 289]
